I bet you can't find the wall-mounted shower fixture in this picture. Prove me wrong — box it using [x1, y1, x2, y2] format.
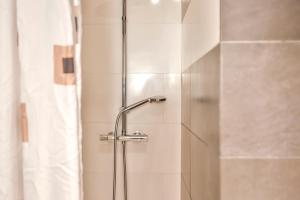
[120, 96, 166, 113]
[99, 96, 166, 200]
[99, 96, 166, 143]
[99, 1, 167, 199]
[99, 131, 148, 142]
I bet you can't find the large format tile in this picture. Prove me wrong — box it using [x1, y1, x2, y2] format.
[221, 0, 300, 40]
[181, 178, 192, 200]
[127, 0, 181, 24]
[82, 123, 123, 172]
[82, 0, 181, 24]
[221, 159, 255, 200]
[127, 173, 180, 200]
[181, 69, 191, 128]
[286, 131, 300, 157]
[127, 23, 181, 74]
[163, 74, 181, 123]
[127, 74, 181, 124]
[82, 25, 122, 75]
[191, 134, 208, 200]
[221, 43, 300, 157]
[190, 45, 220, 144]
[84, 171, 124, 200]
[126, 124, 181, 174]
[83, 74, 122, 123]
[82, 0, 122, 25]
[83, 123, 181, 174]
[221, 159, 300, 200]
[181, 125, 191, 192]
[285, 160, 300, 199]
[127, 74, 164, 123]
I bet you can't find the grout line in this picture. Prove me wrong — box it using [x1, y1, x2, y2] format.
[83, 121, 182, 125]
[181, 175, 192, 200]
[182, 42, 221, 73]
[83, 72, 182, 76]
[82, 22, 182, 26]
[221, 40, 300, 44]
[84, 169, 181, 175]
[181, 123, 209, 146]
[219, 44, 223, 152]
[181, 0, 192, 22]
[221, 156, 300, 160]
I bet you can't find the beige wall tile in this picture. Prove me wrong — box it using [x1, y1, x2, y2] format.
[126, 74, 165, 123]
[127, 74, 181, 124]
[82, 123, 123, 172]
[190, 45, 220, 143]
[221, 43, 300, 157]
[181, 44, 220, 200]
[181, 69, 191, 128]
[221, 159, 300, 200]
[128, 23, 181, 74]
[84, 171, 113, 200]
[286, 159, 300, 199]
[83, 123, 181, 199]
[82, 0, 122, 25]
[221, 159, 259, 200]
[181, 177, 192, 200]
[206, 148, 220, 200]
[84, 171, 124, 200]
[164, 74, 181, 123]
[221, 0, 300, 41]
[82, 25, 122, 75]
[126, 124, 181, 174]
[286, 131, 300, 157]
[127, 0, 181, 24]
[83, 74, 122, 123]
[191, 134, 208, 200]
[181, 126, 191, 192]
[127, 173, 180, 200]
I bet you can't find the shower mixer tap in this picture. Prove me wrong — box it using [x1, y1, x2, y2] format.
[99, 131, 148, 142]
[99, 96, 167, 142]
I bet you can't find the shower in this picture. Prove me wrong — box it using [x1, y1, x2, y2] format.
[120, 96, 167, 113]
[100, 96, 167, 200]
[98, 0, 167, 199]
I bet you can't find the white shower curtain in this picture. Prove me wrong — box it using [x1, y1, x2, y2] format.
[0, 0, 83, 199]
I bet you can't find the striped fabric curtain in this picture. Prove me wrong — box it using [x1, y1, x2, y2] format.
[0, 0, 83, 199]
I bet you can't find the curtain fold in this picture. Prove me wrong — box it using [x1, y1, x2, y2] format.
[0, 0, 83, 199]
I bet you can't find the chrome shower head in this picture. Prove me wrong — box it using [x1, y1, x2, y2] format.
[121, 96, 167, 113]
[148, 96, 167, 103]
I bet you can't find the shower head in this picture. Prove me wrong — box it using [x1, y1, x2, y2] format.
[148, 96, 167, 103]
[121, 96, 167, 114]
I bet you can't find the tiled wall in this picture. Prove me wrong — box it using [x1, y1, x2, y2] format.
[181, 46, 221, 200]
[220, 0, 300, 199]
[81, 0, 181, 200]
[181, 0, 220, 200]
[182, 0, 300, 200]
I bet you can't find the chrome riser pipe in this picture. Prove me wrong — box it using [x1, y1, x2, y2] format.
[121, 0, 128, 200]
[112, 0, 128, 200]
